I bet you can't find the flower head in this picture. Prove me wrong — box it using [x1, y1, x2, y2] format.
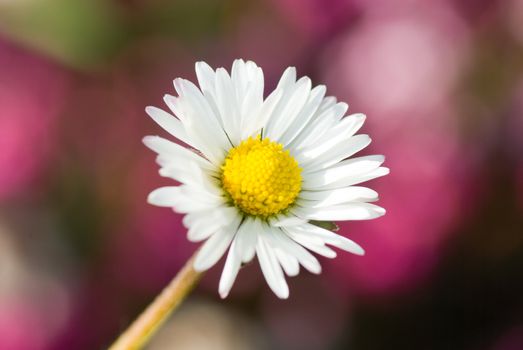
[144, 59, 388, 298]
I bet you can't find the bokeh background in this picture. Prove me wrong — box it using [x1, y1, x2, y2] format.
[1, 0, 522, 349]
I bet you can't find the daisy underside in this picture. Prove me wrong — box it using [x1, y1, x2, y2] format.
[144, 59, 388, 299]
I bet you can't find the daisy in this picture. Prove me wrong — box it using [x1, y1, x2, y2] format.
[144, 59, 388, 299]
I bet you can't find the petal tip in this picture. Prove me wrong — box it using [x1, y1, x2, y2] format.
[193, 256, 209, 272]
[375, 154, 385, 163]
[373, 207, 387, 218]
[142, 135, 156, 147]
[310, 264, 322, 275]
[192, 261, 207, 272]
[353, 246, 365, 256]
[276, 288, 290, 299]
[233, 58, 245, 65]
[195, 60, 208, 68]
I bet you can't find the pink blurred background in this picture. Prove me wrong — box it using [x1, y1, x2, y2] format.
[0, 0, 522, 349]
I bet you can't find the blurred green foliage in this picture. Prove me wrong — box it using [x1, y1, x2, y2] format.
[0, 0, 126, 68]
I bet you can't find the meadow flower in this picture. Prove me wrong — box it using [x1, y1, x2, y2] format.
[144, 59, 388, 299]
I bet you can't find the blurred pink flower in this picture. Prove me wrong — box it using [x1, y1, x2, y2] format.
[0, 301, 45, 350]
[320, 2, 477, 296]
[109, 205, 193, 294]
[269, 0, 358, 38]
[322, 1, 470, 128]
[0, 38, 69, 201]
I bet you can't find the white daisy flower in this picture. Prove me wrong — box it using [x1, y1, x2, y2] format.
[144, 59, 389, 299]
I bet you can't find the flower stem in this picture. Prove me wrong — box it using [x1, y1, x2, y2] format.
[108, 251, 203, 350]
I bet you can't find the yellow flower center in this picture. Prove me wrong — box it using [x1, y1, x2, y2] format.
[221, 136, 302, 218]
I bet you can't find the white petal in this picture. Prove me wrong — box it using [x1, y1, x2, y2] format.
[303, 112, 363, 154]
[290, 111, 337, 151]
[185, 207, 239, 242]
[302, 155, 385, 188]
[218, 212, 265, 298]
[289, 101, 348, 151]
[195, 61, 216, 98]
[243, 61, 264, 108]
[262, 228, 300, 276]
[173, 78, 221, 128]
[307, 166, 390, 190]
[299, 186, 379, 207]
[147, 186, 181, 207]
[274, 249, 300, 277]
[339, 166, 390, 187]
[142, 136, 213, 171]
[171, 78, 231, 161]
[156, 152, 220, 194]
[317, 96, 338, 114]
[265, 76, 311, 142]
[256, 233, 289, 299]
[157, 161, 206, 187]
[284, 229, 337, 258]
[148, 185, 221, 213]
[279, 84, 326, 147]
[270, 228, 322, 274]
[231, 59, 264, 112]
[242, 88, 282, 138]
[295, 203, 386, 221]
[304, 154, 384, 176]
[233, 217, 259, 263]
[219, 237, 242, 298]
[187, 219, 223, 242]
[253, 66, 295, 137]
[292, 223, 365, 256]
[231, 59, 247, 89]
[239, 79, 264, 131]
[214, 68, 241, 145]
[313, 112, 365, 147]
[185, 184, 224, 204]
[276, 66, 297, 91]
[269, 215, 307, 227]
[299, 134, 372, 172]
[194, 216, 241, 272]
[296, 114, 367, 167]
[145, 106, 194, 147]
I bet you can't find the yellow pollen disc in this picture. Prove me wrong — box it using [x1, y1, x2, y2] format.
[221, 136, 302, 218]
